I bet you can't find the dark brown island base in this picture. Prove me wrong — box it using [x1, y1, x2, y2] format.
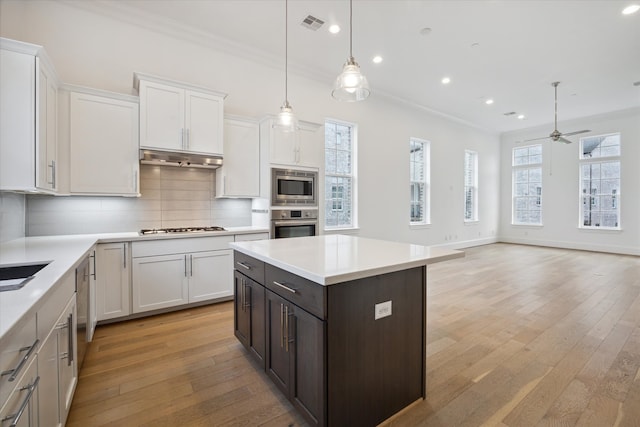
[230, 235, 463, 426]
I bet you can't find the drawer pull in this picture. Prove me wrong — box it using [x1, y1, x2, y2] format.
[1, 376, 40, 427]
[272, 280, 297, 294]
[1, 339, 39, 382]
[236, 261, 251, 270]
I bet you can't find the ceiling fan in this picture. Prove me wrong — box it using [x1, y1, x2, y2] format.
[523, 81, 590, 144]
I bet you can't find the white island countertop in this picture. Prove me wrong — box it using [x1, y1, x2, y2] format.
[230, 234, 464, 285]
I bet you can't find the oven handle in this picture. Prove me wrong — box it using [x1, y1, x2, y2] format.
[273, 220, 318, 227]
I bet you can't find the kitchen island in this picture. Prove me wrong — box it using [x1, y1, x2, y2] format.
[230, 234, 463, 427]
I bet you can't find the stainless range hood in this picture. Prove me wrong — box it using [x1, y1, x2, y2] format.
[140, 149, 223, 169]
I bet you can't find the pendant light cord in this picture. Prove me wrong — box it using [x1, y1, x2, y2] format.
[349, 0, 353, 59]
[285, 0, 289, 104]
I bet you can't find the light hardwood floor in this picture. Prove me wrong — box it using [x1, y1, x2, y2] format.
[66, 243, 640, 426]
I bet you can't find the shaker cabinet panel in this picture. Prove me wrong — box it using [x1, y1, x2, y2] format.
[96, 243, 131, 321]
[189, 249, 233, 302]
[69, 91, 139, 196]
[138, 80, 185, 151]
[132, 254, 189, 313]
[216, 117, 260, 198]
[185, 90, 223, 155]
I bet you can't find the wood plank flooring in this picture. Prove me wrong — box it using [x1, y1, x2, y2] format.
[66, 243, 640, 426]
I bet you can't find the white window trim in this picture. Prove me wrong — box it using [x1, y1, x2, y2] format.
[409, 138, 431, 226]
[511, 144, 543, 226]
[324, 118, 358, 231]
[464, 150, 478, 223]
[578, 133, 621, 231]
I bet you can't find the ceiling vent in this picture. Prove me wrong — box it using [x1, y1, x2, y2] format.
[301, 15, 325, 31]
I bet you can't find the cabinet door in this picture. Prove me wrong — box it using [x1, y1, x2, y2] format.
[189, 249, 233, 302]
[247, 277, 266, 364]
[184, 90, 223, 155]
[139, 80, 184, 151]
[38, 329, 60, 427]
[57, 296, 77, 426]
[217, 118, 259, 197]
[234, 271, 250, 349]
[96, 243, 131, 321]
[269, 126, 298, 166]
[0, 357, 39, 427]
[295, 125, 323, 169]
[69, 92, 139, 195]
[266, 291, 291, 396]
[37, 63, 57, 192]
[132, 254, 189, 313]
[290, 303, 325, 427]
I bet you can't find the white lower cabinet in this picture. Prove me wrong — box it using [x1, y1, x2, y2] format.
[95, 243, 131, 321]
[131, 236, 234, 314]
[38, 294, 77, 427]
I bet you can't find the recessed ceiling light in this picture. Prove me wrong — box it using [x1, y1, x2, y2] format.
[471, 42, 480, 48]
[419, 27, 432, 36]
[634, 81, 640, 86]
[517, 114, 525, 120]
[441, 77, 451, 84]
[328, 24, 341, 34]
[485, 99, 494, 105]
[622, 4, 640, 14]
[372, 55, 383, 64]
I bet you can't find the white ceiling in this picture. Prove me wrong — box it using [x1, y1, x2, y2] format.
[76, 0, 639, 133]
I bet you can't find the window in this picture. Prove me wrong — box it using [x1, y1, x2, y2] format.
[580, 133, 620, 229]
[410, 138, 430, 225]
[512, 144, 543, 225]
[325, 119, 356, 229]
[464, 150, 478, 222]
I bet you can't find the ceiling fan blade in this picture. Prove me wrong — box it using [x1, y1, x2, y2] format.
[558, 136, 573, 144]
[561, 129, 591, 137]
[521, 135, 550, 142]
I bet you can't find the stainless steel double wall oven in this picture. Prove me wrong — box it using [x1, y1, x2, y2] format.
[271, 168, 318, 239]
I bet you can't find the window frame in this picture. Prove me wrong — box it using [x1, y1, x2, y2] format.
[578, 133, 621, 231]
[463, 150, 478, 223]
[324, 118, 358, 230]
[409, 138, 431, 226]
[511, 144, 543, 226]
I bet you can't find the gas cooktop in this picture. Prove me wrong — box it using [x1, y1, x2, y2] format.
[139, 226, 226, 235]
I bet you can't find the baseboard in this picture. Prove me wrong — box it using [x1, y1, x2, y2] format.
[432, 236, 499, 250]
[498, 236, 640, 256]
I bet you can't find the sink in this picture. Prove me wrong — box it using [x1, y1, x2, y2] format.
[0, 262, 50, 292]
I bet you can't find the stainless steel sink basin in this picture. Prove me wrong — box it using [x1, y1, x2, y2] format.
[0, 262, 50, 292]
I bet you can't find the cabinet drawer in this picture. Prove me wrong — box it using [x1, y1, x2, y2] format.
[0, 354, 39, 427]
[234, 252, 264, 284]
[37, 270, 75, 340]
[0, 314, 37, 405]
[265, 264, 325, 319]
[132, 235, 234, 258]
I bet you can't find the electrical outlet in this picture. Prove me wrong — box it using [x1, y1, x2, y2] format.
[375, 301, 392, 320]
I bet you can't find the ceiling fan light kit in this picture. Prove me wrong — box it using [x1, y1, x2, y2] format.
[523, 81, 590, 144]
[332, 0, 370, 102]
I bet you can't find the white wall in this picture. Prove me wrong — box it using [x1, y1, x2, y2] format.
[0, 0, 500, 247]
[500, 108, 640, 255]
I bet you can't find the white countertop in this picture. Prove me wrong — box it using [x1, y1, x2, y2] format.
[0, 227, 268, 342]
[230, 234, 464, 285]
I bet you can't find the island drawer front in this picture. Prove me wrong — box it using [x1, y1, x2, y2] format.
[234, 252, 265, 284]
[265, 264, 325, 320]
[0, 314, 37, 405]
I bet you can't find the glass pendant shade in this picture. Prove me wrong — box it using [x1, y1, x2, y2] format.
[332, 56, 370, 102]
[275, 101, 298, 133]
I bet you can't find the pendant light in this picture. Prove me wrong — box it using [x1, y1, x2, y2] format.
[274, 0, 298, 132]
[332, 0, 370, 102]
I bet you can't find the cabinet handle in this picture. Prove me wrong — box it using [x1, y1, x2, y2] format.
[242, 281, 250, 310]
[67, 313, 74, 366]
[190, 254, 193, 277]
[123, 244, 127, 269]
[1, 376, 40, 427]
[48, 160, 56, 187]
[280, 303, 285, 348]
[284, 305, 290, 352]
[90, 250, 97, 279]
[272, 280, 297, 294]
[236, 261, 251, 271]
[184, 255, 188, 277]
[133, 170, 138, 193]
[180, 128, 184, 149]
[0, 339, 39, 382]
[186, 128, 190, 150]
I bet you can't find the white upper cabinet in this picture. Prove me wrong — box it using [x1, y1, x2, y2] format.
[216, 116, 260, 198]
[263, 117, 323, 168]
[0, 38, 59, 193]
[67, 88, 139, 196]
[135, 73, 226, 156]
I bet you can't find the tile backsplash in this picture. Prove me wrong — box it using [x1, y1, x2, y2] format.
[26, 165, 252, 236]
[0, 192, 26, 242]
